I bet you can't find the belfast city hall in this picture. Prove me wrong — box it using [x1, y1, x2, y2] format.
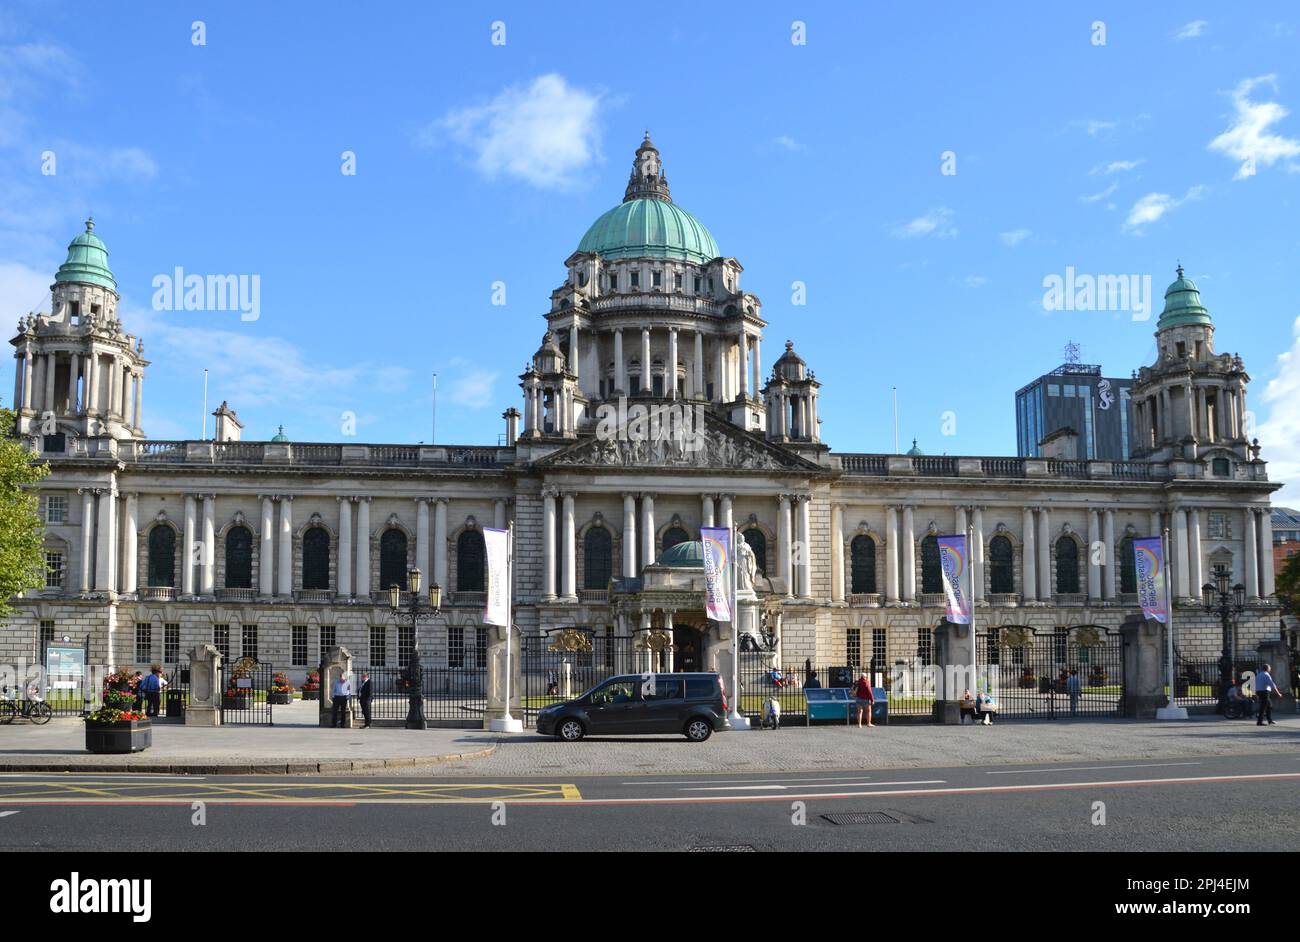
[3, 135, 1284, 721]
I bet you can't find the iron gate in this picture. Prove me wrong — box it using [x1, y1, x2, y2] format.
[220, 657, 274, 725]
[976, 626, 1123, 718]
[520, 631, 636, 727]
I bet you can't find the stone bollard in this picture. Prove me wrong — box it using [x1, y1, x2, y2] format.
[185, 643, 222, 726]
[1256, 638, 1294, 712]
[482, 625, 521, 730]
[319, 645, 354, 728]
[1120, 614, 1163, 718]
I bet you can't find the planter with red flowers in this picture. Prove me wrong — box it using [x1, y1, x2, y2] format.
[222, 687, 253, 710]
[300, 670, 321, 701]
[268, 672, 295, 705]
[85, 671, 151, 753]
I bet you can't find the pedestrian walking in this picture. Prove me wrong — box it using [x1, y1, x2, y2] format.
[852, 672, 875, 728]
[1067, 669, 1081, 716]
[140, 667, 164, 717]
[331, 672, 352, 728]
[358, 671, 372, 728]
[1255, 663, 1280, 726]
[546, 669, 558, 697]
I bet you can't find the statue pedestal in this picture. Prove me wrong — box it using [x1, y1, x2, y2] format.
[184, 643, 221, 727]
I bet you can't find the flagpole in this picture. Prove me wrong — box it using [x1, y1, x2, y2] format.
[968, 523, 977, 699]
[1156, 525, 1188, 720]
[488, 522, 523, 732]
[728, 524, 750, 729]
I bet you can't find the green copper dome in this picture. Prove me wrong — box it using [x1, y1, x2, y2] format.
[578, 198, 720, 264]
[906, 439, 925, 457]
[657, 540, 704, 568]
[54, 218, 117, 292]
[1157, 265, 1212, 330]
[270, 425, 289, 443]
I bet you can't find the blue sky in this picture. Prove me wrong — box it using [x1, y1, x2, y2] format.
[2, 1, 1298, 499]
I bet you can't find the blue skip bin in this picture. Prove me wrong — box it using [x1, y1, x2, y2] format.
[804, 686, 887, 725]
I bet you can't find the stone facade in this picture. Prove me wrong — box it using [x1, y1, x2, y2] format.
[4, 138, 1284, 681]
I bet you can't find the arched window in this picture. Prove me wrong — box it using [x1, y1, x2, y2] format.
[743, 529, 767, 576]
[147, 526, 176, 587]
[988, 536, 1014, 594]
[457, 529, 486, 592]
[303, 527, 330, 591]
[662, 526, 690, 555]
[920, 535, 942, 594]
[584, 527, 612, 590]
[380, 529, 408, 591]
[1119, 535, 1136, 594]
[850, 535, 876, 594]
[224, 526, 253, 589]
[1056, 536, 1080, 594]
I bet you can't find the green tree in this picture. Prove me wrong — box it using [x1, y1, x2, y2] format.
[0, 407, 49, 616]
[1276, 549, 1300, 616]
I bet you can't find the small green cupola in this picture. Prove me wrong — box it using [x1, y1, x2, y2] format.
[656, 540, 704, 568]
[270, 425, 289, 443]
[906, 438, 924, 457]
[1156, 265, 1212, 331]
[54, 217, 117, 293]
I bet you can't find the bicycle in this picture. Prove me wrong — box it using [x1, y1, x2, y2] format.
[0, 686, 53, 725]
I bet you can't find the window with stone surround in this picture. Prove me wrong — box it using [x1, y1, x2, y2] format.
[398, 626, 414, 668]
[917, 627, 933, 666]
[743, 528, 767, 577]
[448, 626, 465, 668]
[45, 495, 67, 523]
[872, 628, 887, 670]
[224, 526, 253, 589]
[319, 626, 336, 664]
[135, 623, 152, 663]
[242, 624, 258, 660]
[303, 528, 330, 590]
[457, 530, 486, 592]
[1054, 627, 1069, 665]
[44, 551, 64, 588]
[474, 627, 488, 670]
[1119, 535, 1136, 594]
[39, 621, 54, 660]
[213, 624, 230, 661]
[850, 535, 875, 593]
[1055, 536, 1080, 594]
[148, 526, 177, 587]
[164, 623, 180, 664]
[920, 536, 942, 594]
[1208, 512, 1230, 540]
[291, 626, 308, 666]
[847, 627, 861, 667]
[988, 536, 1013, 593]
[369, 626, 386, 667]
[584, 527, 612, 589]
[380, 529, 408, 592]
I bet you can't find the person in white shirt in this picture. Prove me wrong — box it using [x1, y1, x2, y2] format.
[331, 674, 353, 728]
[1254, 664, 1279, 726]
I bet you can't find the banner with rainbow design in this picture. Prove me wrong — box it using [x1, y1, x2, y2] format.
[937, 534, 971, 625]
[700, 526, 732, 622]
[1133, 537, 1167, 623]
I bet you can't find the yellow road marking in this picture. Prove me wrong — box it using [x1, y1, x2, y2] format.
[0, 781, 582, 804]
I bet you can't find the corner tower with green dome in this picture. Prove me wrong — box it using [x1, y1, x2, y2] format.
[9, 218, 149, 448]
[1129, 265, 1252, 464]
[518, 134, 822, 449]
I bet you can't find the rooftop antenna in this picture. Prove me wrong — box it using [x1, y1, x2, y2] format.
[432, 372, 438, 444]
[892, 386, 899, 454]
[1064, 341, 1081, 365]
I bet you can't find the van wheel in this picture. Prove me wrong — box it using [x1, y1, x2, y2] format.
[684, 718, 713, 742]
[557, 718, 586, 742]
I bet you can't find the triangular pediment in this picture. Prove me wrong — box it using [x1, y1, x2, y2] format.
[534, 411, 820, 473]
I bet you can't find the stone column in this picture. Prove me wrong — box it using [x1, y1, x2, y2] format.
[201, 494, 215, 595]
[94, 487, 116, 592]
[183, 494, 197, 596]
[433, 498, 448, 590]
[640, 327, 652, 394]
[694, 331, 704, 399]
[569, 322, 580, 387]
[259, 496, 275, 596]
[641, 493, 655, 573]
[494, 498, 507, 530]
[752, 335, 761, 396]
[1172, 507, 1190, 599]
[778, 495, 793, 597]
[415, 498, 429, 589]
[21, 351, 33, 411]
[355, 497, 371, 599]
[43, 353, 56, 416]
[65, 354, 79, 413]
[622, 493, 637, 576]
[121, 492, 138, 594]
[662, 610, 676, 673]
[79, 489, 94, 592]
[955, 506, 968, 543]
[719, 494, 733, 533]
[738, 330, 749, 399]
[885, 505, 899, 604]
[1259, 507, 1276, 598]
[1149, 510, 1162, 541]
[701, 494, 715, 531]
[1244, 508, 1260, 600]
[278, 495, 293, 598]
[84, 352, 97, 414]
[1188, 508, 1203, 596]
[1086, 509, 1101, 601]
[797, 496, 812, 599]
[831, 505, 845, 603]
[1037, 507, 1051, 599]
[901, 505, 916, 602]
[562, 491, 577, 601]
[614, 329, 625, 394]
[1022, 507, 1037, 603]
[1102, 509, 1116, 600]
[714, 338, 725, 402]
[337, 497, 352, 597]
[541, 488, 557, 601]
[133, 373, 143, 430]
[667, 328, 678, 399]
[972, 506, 986, 602]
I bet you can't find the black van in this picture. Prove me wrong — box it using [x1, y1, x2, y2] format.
[535, 672, 730, 742]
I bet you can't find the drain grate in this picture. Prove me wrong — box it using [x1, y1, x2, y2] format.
[821, 811, 900, 826]
[689, 844, 757, 852]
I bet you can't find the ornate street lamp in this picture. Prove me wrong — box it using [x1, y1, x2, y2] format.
[1202, 564, 1246, 716]
[389, 566, 442, 729]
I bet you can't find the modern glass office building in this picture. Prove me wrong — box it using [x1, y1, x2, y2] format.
[1015, 363, 1136, 460]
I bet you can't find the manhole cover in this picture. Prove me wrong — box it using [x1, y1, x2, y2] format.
[689, 845, 756, 852]
[821, 812, 900, 826]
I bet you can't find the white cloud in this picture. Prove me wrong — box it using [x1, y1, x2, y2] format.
[1122, 185, 1205, 234]
[0, 42, 81, 101]
[1080, 182, 1119, 203]
[889, 207, 957, 240]
[771, 135, 803, 152]
[964, 275, 988, 288]
[1171, 20, 1207, 41]
[1088, 159, 1144, 175]
[1069, 119, 1117, 137]
[1208, 75, 1300, 179]
[999, 228, 1030, 247]
[1257, 314, 1300, 504]
[0, 261, 53, 322]
[444, 357, 499, 409]
[420, 73, 603, 190]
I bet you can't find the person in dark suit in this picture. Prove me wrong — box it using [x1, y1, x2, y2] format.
[358, 671, 372, 728]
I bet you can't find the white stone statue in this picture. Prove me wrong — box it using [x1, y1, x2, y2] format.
[736, 536, 757, 592]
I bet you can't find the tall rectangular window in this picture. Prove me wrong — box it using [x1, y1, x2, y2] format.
[291, 626, 308, 666]
[242, 624, 258, 661]
[917, 627, 933, 667]
[448, 626, 465, 668]
[369, 627, 387, 667]
[45, 495, 67, 523]
[164, 623, 180, 664]
[45, 552, 64, 588]
[630, 271, 639, 289]
[319, 626, 336, 664]
[1054, 627, 1069, 665]
[872, 628, 888, 669]
[1119, 388, 1131, 459]
[846, 628, 861, 667]
[474, 627, 488, 670]
[213, 624, 230, 661]
[986, 627, 1001, 666]
[398, 626, 415, 668]
[652, 270, 662, 288]
[135, 623, 152, 663]
[39, 620, 54, 655]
